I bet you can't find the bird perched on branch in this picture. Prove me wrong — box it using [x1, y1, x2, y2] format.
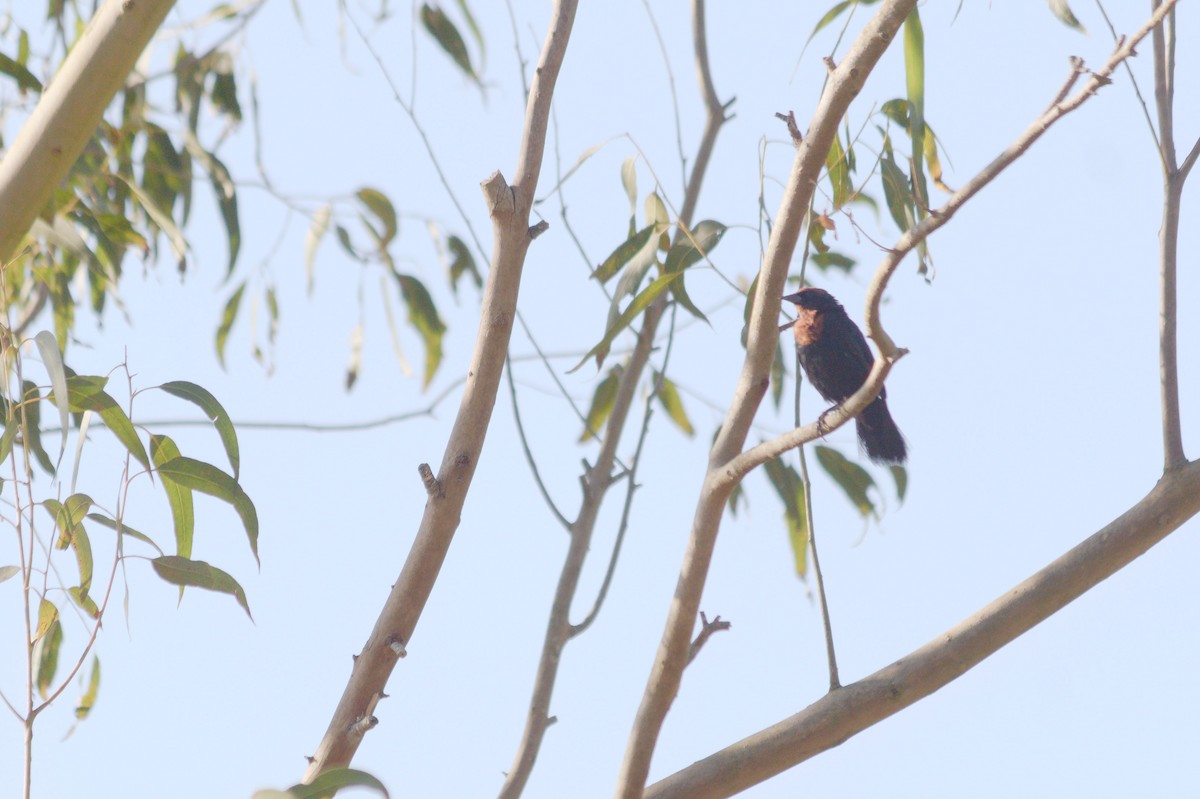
[783, 287, 907, 465]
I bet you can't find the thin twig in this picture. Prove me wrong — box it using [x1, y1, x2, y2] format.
[504, 353, 572, 531]
[500, 2, 730, 794]
[302, 0, 580, 780]
[1094, 0, 1161, 156]
[640, 0, 689, 191]
[686, 612, 731, 665]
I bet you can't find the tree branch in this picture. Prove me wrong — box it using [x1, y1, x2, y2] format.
[615, 2, 1179, 796]
[613, 4, 919, 797]
[498, 3, 730, 794]
[0, 0, 176, 264]
[645, 460, 1200, 799]
[300, 0, 580, 780]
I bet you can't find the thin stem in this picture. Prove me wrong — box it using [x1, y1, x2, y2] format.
[1094, 0, 1161, 155]
[505, 354, 572, 531]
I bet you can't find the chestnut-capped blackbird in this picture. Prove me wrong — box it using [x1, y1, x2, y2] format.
[783, 287, 907, 464]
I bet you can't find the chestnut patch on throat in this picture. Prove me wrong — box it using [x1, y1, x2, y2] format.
[792, 307, 823, 347]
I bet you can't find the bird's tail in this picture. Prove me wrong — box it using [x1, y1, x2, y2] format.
[856, 398, 907, 465]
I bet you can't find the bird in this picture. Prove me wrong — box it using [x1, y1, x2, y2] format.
[782, 287, 907, 464]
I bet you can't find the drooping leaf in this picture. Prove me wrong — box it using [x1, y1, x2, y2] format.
[811, 252, 855, 273]
[61, 377, 150, 472]
[1047, 0, 1086, 32]
[86, 513, 163, 555]
[158, 381, 240, 479]
[35, 597, 59, 642]
[879, 142, 914, 234]
[825, 132, 851, 210]
[215, 281, 246, 368]
[0, 50, 42, 92]
[33, 330, 68, 467]
[0, 565, 19, 584]
[763, 456, 808, 577]
[420, 4, 478, 83]
[393, 274, 447, 389]
[155, 456, 258, 563]
[74, 656, 100, 719]
[620, 156, 638, 223]
[446, 235, 481, 295]
[662, 220, 726, 273]
[570, 272, 682, 373]
[19, 381, 55, 476]
[151, 556, 252, 619]
[580, 366, 621, 443]
[652, 371, 694, 437]
[150, 435, 195, 561]
[183, 138, 240, 277]
[814, 445, 877, 519]
[903, 8, 928, 214]
[804, 1, 853, 50]
[890, 464, 908, 503]
[346, 322, 363, 391]
[34, 617, 62, 698]
[356, 188, 398, 248]
[593, 225, 656, 284]
[304, 204, 331, 295]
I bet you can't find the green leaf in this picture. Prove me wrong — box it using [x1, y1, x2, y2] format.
[653, 371, 694, 437]
[1047, 0, 1086, 32]
[903, 8, 928, 214]
[155, 456, 259, 563]
[259, 768, 391, 799]
[67, 586, 99, 619]
[890, 464, 908, 503]
[879, 144, 913, 234]
[663, 219, 726, 273]
[0, 50, 41, 92]
[120, 177, 188, 270]
[446, 235, 481, 295]
[811, 252, 855, 273]
[158, 381, 240, 478]
[620, 156, 638, 220]
[393, 274, 447, 389]
[763, 456, 808, 577]
[33, 330, 68, 467]
[215, 281, 246, 368]
[184, 139, 240, 277]
[825, 132, 851, 210]
[150, 435, 195, 561]
[20, 381, 55, 476]
[356, 188, 398, 247]
[74, 656, 100, 720]
[304, 204, 331, 295]
[569, 272, 681, 373]
[420, 4, 478, 83]
[814, 445, 877, 519]
[579, 366, 621, 442]
[35, 597, 59, 642]
[804, 1, 852, 50]
[86, 513, 163, 555]
[0, 565, 19, 584]
[593, 226, 656, 284]
[151, 556, 252, 619]
[34, 618, 62, 698]
[62, 377, 150, 472]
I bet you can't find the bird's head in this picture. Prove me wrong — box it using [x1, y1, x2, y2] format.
[782, 286, 842, 312]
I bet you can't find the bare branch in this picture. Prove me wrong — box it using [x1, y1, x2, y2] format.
[686, 612, 731, 665]
[617, 2, 1179, 796]
[301, 0, 580, 780]
[613, 4, 919, 796]
[646, 461, 1200, 799]
[499, 2, 731, 793]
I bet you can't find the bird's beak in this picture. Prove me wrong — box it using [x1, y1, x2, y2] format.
[781, 291, 803, 304]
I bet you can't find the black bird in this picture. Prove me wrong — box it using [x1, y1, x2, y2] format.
[783, 287, 907, 464]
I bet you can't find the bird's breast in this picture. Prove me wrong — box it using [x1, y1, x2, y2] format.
[792, 307, 823, 347]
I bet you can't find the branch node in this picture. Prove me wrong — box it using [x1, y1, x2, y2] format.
[481, 170, 516, 216]
[388, 636, 408, 658]
[822, 55, 837, 74]
[528, 219, 550, 239]
[774, 111, 802, 144]
[418, 462, 441, 497]
[687, 612, 732, 665]
[348, 714, 378, 737]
